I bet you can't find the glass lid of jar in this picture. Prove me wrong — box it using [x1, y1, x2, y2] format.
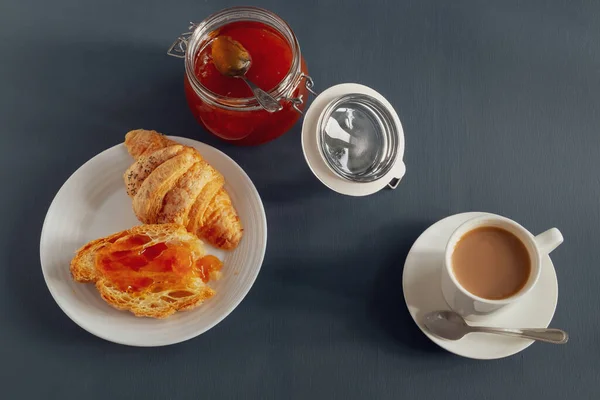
[302, 83, 406, 197]
[317, 94, 399, 183]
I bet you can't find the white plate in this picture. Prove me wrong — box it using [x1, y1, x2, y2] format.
[40, 136, 267, 346]
[402, 212, 558, 359]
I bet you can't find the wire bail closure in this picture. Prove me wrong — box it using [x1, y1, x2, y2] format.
[166, 22, 198, 59]
[283, 74, 318, 114]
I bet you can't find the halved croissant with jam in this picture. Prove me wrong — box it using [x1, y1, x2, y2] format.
[123, 129, 243, 250]
[70, 223, 219, 318]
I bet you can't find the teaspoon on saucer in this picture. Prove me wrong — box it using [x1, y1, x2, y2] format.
[423, 310, 569, 344]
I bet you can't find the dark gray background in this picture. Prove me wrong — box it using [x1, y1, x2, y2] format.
[1, 0, 598, 398]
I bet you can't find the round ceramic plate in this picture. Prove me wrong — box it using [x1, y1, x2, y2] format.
[402, 212, 559, 359]
[40, 136, 267, 346]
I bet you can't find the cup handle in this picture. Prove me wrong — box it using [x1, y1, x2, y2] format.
[534, 228, 564, 255]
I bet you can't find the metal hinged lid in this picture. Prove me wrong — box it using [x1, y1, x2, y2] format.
[301, 83, 406, 196]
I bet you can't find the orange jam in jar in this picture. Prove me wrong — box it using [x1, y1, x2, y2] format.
[96, 234, 222, 294]
[178, 7, 312, 145]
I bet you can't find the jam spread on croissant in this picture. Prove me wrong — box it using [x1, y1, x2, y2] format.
[96, 234, 222, 293]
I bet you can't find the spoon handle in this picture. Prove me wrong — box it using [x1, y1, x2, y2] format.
[471, 327, 569, 344]
[240, 77, 282, 113]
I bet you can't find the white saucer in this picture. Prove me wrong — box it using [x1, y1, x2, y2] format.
[402, 212, 558, 359]
[40, 136, 267, 346]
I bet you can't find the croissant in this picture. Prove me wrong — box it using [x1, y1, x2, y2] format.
[70, 224, 218, 318]
[123, 129, 243, 249]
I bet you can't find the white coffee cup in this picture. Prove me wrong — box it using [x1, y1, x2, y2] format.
[441, 214, 563, 321]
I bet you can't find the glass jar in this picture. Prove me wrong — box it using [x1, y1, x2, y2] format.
[168, 7, 315, 146]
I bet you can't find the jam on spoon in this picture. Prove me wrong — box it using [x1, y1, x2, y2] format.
[210, 35, 282, 112]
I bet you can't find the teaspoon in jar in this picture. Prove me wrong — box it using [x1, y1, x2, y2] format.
[211, 35, 282, 113]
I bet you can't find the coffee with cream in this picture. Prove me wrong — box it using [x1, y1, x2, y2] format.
[451, 227, 531, 300]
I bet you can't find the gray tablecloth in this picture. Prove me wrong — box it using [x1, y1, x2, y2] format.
[1, 0, 598, 398]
